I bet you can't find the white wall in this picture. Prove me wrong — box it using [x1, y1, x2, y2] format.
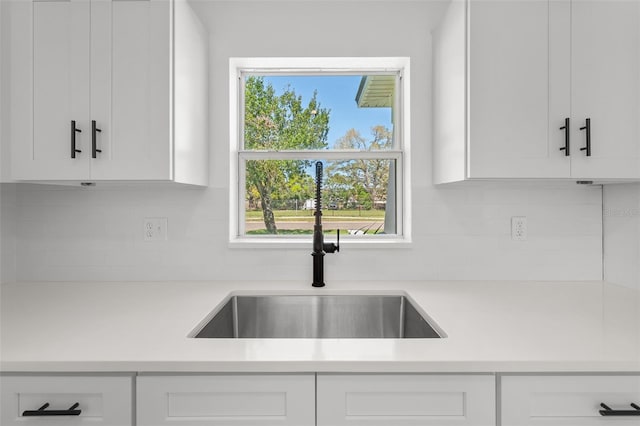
[0, 0, 17, 284]
[3, 1, 603, 283]
[1, 0, 3, 179]
[601, 184, 640, 360]
[603, 184, 640, 290]
[0, 0, 11, 182]
[1, 184, 17, 284]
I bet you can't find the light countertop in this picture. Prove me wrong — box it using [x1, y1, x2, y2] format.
[1, 280, 639, 373]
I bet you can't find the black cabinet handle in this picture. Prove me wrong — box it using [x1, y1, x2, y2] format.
[599, 402, 640, 416]
[92, 120, 102, 158]
[23, 402, 81, 417]
[579, 118, 591, 156]
[559, 117, 570, 156]
[71, 120, 82, 158]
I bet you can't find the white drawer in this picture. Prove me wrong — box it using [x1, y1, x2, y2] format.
[137, 374, 315, 426]
[0, 375, 133, 426]
[317, 374, 496, 426]
[501, 375, 640, 426]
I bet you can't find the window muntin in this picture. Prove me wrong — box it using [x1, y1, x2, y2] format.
[231, 58, 409, 243]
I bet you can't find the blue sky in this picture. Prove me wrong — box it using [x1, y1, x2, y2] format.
[262, 75, 392, 147]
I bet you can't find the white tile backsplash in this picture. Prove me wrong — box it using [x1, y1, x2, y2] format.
[603, 184, 640, 289]
[0, 183, 17, 283]
[0, 181, 603, 283]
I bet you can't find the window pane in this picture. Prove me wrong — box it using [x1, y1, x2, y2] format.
[244, 159, 396, 236]
[243, 75, 395, 151]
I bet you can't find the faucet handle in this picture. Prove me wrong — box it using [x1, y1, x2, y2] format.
[323, 229, 340, 253]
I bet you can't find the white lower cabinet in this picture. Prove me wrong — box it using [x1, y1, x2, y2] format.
[0, 375, 133, 426]
[501, 375, 640, 425]
[317, 374, 496, 426]
[7, 372, 639, 426]
[136, 374, 315, 426]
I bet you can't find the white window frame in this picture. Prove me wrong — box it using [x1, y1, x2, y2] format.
[229, 57, 411, 247]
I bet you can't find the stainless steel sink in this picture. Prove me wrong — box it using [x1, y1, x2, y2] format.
[190, 294, 444, 338]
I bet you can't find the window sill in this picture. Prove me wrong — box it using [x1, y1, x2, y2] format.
[228, 237, 412, 249]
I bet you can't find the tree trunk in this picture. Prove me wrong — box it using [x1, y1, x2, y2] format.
[256, 182, 278, 234]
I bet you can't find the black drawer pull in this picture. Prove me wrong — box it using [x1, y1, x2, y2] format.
[579, 118, 591, 156]
[559, 117, 570, 156]
[599, 402, 640, 416]
[92, 120, 102, 158]
[23, 402, 81, 417]
[71, 120, 82, 158]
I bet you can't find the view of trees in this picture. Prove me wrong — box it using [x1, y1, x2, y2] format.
[325, 126, 392, 210]
[244, 76, 392, 234]
[244, 77, 330, 233]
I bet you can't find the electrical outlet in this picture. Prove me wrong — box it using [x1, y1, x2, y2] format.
[511, 216, 527, 241]
[144, 217, 168, 241]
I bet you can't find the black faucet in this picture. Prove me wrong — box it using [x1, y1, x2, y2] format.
[312, 162, 339, 287]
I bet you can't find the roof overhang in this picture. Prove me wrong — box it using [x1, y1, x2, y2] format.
[355, 75, 395, 108]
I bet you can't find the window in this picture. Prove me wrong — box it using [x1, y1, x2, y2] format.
[230, 58, 410, 245]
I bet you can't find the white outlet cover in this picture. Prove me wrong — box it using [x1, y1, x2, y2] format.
[511, 216, 527, 241]
[144, 217, 168, 241]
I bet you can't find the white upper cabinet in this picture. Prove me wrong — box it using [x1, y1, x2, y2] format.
[10, 0, 208, 185]
[90, 0, 172, 181]
[433, 0, 640, 183]
[31, 0, 91, 180]
[466, 0, 569, 179]
[570, 0, 640, 179]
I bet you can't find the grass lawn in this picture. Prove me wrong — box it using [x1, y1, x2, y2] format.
[246, 229, 340, 235]
[245, 209, 385, 221]
[245, 229, 380, 235]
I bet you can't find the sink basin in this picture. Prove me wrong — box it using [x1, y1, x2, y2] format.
[190, 294, 444, 339]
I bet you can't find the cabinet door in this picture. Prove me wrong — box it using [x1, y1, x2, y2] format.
[14, 0, 91, 180]
[317, 374, 495, 426]
[570, 0, 640, 179]
[0, 375, 133, 426]
[501, 375, 640, 425]
[137, 374, 315, 426]
[467, 0, 571, 179]
[90, 0, 171, 181]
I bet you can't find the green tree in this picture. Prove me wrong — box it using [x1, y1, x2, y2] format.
[288, 173, 316, 207]
[244, 77, 330, 233]
[327, 126, 392, 208]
